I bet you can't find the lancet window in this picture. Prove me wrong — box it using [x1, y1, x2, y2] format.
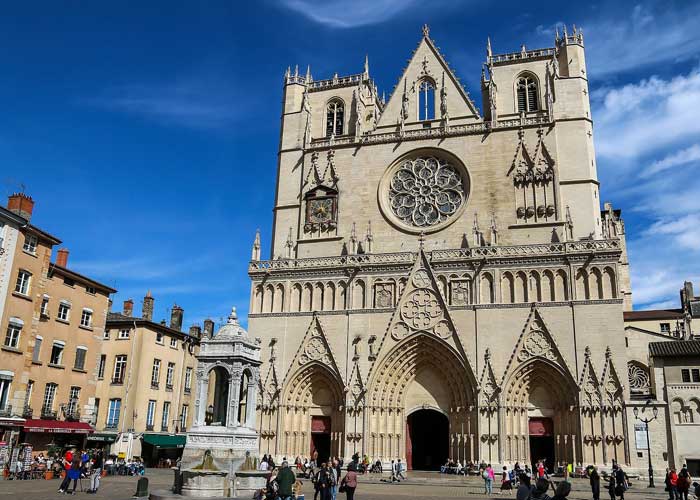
[417, 78, 436, 121]
[326, 99, 344, 137]
[516, 74, 539, 113]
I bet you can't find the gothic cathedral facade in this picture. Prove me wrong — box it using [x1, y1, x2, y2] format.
[248, 27, 660, 472]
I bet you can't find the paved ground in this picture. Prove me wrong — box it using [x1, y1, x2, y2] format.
[0, 469, 674, 500]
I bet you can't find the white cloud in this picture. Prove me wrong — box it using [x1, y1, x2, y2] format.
[594, 68, 700, 161]
[84, 76, 239, 129]
[642, 144, 700, 178]
[582, 3, 700, 77]
[278, 0, 417, 28]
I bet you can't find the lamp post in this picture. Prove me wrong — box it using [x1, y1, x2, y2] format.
[633, 404, 659, 488]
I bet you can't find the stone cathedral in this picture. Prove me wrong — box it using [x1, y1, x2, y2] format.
[246, 26, 660, 472]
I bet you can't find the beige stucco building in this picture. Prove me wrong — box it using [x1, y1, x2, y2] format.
[94, 294, 201, 465]
[0, 193, 115, 449]
[244, 26, 690, 475]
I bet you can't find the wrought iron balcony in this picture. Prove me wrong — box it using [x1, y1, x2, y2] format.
[146, 424, 154, 431]
[0, 405, 12, 418]
[22, 406, 33, 418]
[41, 405, 58, 419]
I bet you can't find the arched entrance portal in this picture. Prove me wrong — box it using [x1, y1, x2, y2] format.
[368, 334, 477, 465]
[406, 409, 448, 470]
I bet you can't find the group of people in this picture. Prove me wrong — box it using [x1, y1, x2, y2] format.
[255, 456, 358, 500]
[56, 449, 105, 495]
[664, 465, 696, 500]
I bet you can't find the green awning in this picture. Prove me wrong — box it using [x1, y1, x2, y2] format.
[86, 433, 118, 443]
[142, 434, 186, 449]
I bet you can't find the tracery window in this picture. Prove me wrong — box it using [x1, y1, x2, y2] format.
[516, 74, 539, 112]
[418, 79, 436, 121]
[325, 100, 344, 137]
[628, 361, 650, 394]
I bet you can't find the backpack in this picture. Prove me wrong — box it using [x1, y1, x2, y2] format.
[483, 470, 490, 480]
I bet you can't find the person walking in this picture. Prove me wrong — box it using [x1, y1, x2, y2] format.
[483, 464, 495, 495]
[317, 462, 334, 500]
[341, 464, 358, 500]
[66, 454, 82, 494]
[276, 460, 296, 500]
[502, 466, 513, 493]
[87, 450, 103, 494]
[678, 464, 692, 500]
[613, 465, 628, 500]
[589, 465, 601, 500]
[396, 458, 406, 481]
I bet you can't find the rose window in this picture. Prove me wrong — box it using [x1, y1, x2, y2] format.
[627, 362, 650, 391]
[388, 155, 465, 228]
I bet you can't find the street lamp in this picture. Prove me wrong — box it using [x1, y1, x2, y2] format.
[633, 404, 659, 488]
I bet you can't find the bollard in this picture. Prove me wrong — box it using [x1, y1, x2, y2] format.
[133, 476, 149, 498]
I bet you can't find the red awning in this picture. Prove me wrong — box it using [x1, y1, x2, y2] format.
[23, 419, 94, 434]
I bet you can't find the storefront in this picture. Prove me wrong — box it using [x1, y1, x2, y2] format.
[86, 432, 118, 452]
[0, 416, 25, 447]
[21, 419, 94, 453]
[141, 434, 186, 467]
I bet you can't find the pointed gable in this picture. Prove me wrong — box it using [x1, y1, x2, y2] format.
[377, 28, 480, 128]
[370, 249, 470, 369]
[601, 346, 624, 407]
[501, 306, 576, 384]
[282, 314, 343, 385]
[347, 361, 366, 406]
[579, 346, 601, 409]
[479, 348, 500, 405]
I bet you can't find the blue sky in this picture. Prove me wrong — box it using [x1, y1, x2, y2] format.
[2, 0, 699, 329]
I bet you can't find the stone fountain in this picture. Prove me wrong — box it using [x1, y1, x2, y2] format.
[158, 307, 267, 499]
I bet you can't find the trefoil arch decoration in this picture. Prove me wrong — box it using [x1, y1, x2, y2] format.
[512, 129, 556, 224]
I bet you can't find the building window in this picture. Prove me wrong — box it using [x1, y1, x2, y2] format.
[118, 329, 130, 339]
[179, 405, 189, 431]
[57, 302, 71, 322]
[103, 330, 110, 340]
[146, 400, 156, 430]
[50, 341, 65, 366]
[106, 399, 121, 428]
[166, 362, 175, 389]
[325, 100, 344, 137]
[184, 367, 192, 393]
[4, 319, 23, 349]
[67, 386, 80, 417]
[170, 337, 177, 348]
[113, 355, 127, 384]
[156, 332, 164, 344]
[85, 286, 96, 295]
[74, 346, 87, 371]
[161, 402, 170, 431]
[682, 369, 691, 383]
[417, 78, 436, 121]
[23, 234, 38, 254]
[516, 74, 539, 112]
[41, 296, 50, 317]
[80, 309, 93, 328]
[93, 398, 100, 424]
[692, 369, 700, 383]
[32, 335, 42, 362]
[660, 323, 671, 333]
[43, 383, 58, 415]
[0, 374, 12, 412]
[15, 270, 31, 295]
[97, 354, 106, 379]
[151, 359, 161, 388]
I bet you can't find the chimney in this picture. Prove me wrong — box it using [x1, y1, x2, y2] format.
[123, 299, 134, 317]
[189, 325, 202, 339]
[203, 319, 215, 338]
[170, 304, 184, 331]
[56, 248, 69, 267]
[7, 193, 35, 220]
[142, 291, 154, 321]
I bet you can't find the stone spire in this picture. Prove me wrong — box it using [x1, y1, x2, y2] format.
[473, 213, 482, 247]
[489, 214, 498, 246]
[350, 222, 358, 254]
[365, 221, 373, 254]
[486, 36, 492, 60]
[251, 229, 261, 261]
[363, 54, 369, 79]
[305, 64, 312, 83]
